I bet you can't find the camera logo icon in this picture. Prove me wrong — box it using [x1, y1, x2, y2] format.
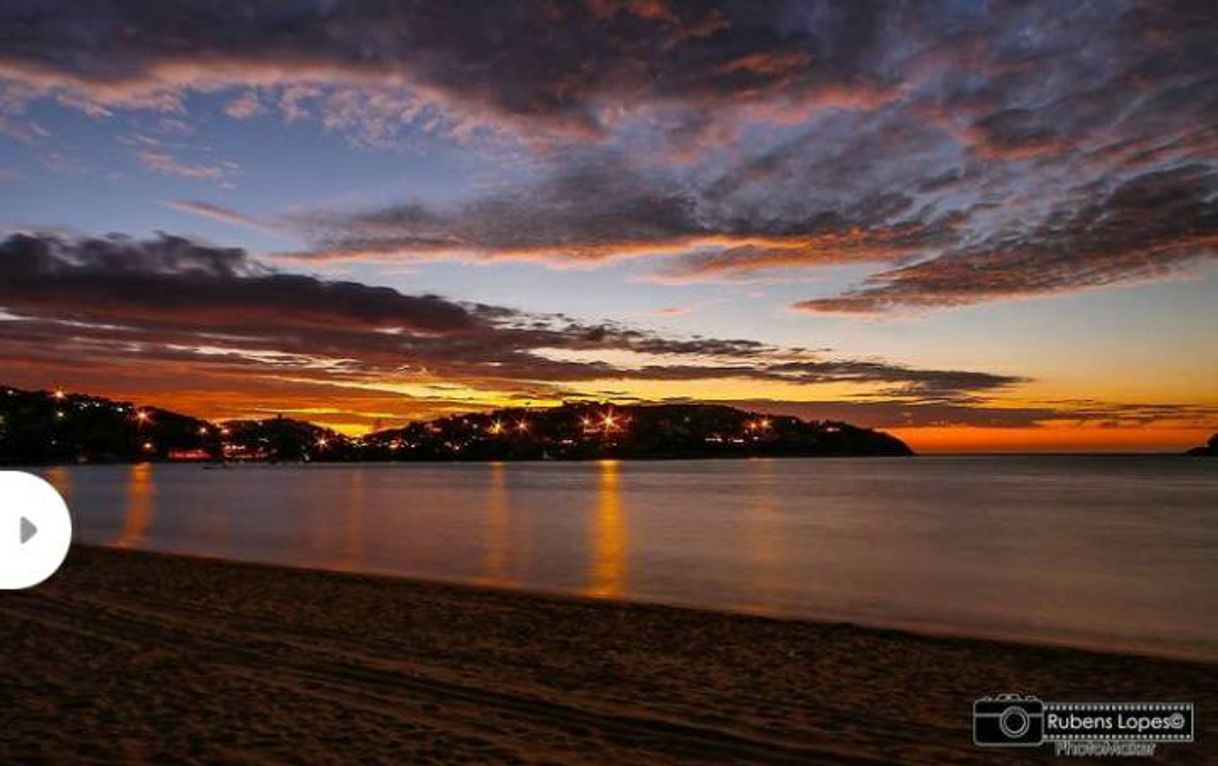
[973, 694, 1044, 747]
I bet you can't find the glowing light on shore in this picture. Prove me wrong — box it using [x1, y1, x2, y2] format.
[52, 389, 66, 400]
[516, 419, 529, 433]
[746, 418, 772, 434]
[488, 420, 504, 435]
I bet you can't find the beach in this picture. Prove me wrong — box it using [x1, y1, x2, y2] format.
[1, 546, 1214, 765]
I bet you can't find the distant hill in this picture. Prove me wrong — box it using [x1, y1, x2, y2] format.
[0, 384, 912, 464]
[0, 386, 212, 464]
[364, 401, 913, 460]
[1184, 434, 1218, 456]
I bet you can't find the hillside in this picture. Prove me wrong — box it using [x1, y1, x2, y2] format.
[0, 385, 912, 464]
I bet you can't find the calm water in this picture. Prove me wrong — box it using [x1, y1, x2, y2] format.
[38, 457, 1218, 661]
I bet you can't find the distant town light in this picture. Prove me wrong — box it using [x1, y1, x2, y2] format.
[198, 426, 209, 436]
[52, 389, 66, 400]
[488, 420, 504, 435]
[316, 437, 329, 448]
[55, 410, 65, 419]
[142, 441, 154, 452]
[516, 420, 529, 432]
[134, 410, 151, 423]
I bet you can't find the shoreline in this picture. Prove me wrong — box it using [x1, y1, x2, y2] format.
[3, 545, 1215, 763]
[4, 450, 1201, 470]
[5, 451, 919, 469]
[78, 544, 1218, 665]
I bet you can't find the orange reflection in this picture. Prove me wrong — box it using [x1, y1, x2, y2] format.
[747, 459, 783, 611]
[480, 462, 510, 586]
[332, 468, 367, 571]
[114, 463, 154, 548]
[43, 466, 71, 503]
[586, 460, 626, 598]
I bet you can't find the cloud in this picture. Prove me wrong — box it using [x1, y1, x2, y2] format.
[6, 232, 1212, 434]
[136, 150, 238, 182]
[2, 1, 1216, 312]
[162, 199, 278, 233]
[223, 91, 263, 119]
[286, 148, 953, 279]
[0, 231, 1025, 406]
[0, 0, 897, 144]
[795, 164, 1218, 313]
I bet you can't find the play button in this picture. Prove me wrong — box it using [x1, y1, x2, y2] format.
[1, 472, 72, 589]
[21, 517, 37, 544]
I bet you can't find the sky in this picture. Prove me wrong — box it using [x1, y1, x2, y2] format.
[0, 0, 1216, 451]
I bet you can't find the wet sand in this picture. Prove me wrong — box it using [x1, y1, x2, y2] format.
[1, 546, 1214, 764]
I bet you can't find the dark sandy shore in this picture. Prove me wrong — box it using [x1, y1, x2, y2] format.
[1, 546, 1214, 764]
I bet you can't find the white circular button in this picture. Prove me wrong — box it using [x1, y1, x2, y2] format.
[0, 471, 73, 589]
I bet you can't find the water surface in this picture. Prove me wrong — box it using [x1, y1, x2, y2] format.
[40, 456, 1218, 660]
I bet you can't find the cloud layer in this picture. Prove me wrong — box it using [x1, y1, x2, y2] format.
[0, 232, 1037, 425]
[1, 2, 1216, 314]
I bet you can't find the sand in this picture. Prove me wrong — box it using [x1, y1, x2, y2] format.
[1, 546, 1214, 764]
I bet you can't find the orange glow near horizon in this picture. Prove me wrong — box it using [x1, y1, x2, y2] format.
[12, 377, 1215, 452]
[895, 425, 1214, 453]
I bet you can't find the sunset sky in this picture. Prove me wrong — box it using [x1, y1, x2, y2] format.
[1, 0, 1215, 451]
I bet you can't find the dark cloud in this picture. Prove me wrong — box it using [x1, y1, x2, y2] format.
[0, 0, 893, 139]
[289, 144, 959, 278]
[2, 1, 1216, 308]
[0, 232, 479, 333]
[796, 164, 1218, 312]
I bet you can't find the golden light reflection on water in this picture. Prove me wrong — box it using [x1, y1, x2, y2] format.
[114, 463, 154, 548]
[480, 462, 511, 586]
[746, 459, 784, 613]
[332, 468, 367, 571]
[586, 459, 626, 598]
[43, 466, 71, 503]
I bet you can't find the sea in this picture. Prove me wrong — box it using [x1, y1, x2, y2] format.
[36, 455, 1218, 661]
